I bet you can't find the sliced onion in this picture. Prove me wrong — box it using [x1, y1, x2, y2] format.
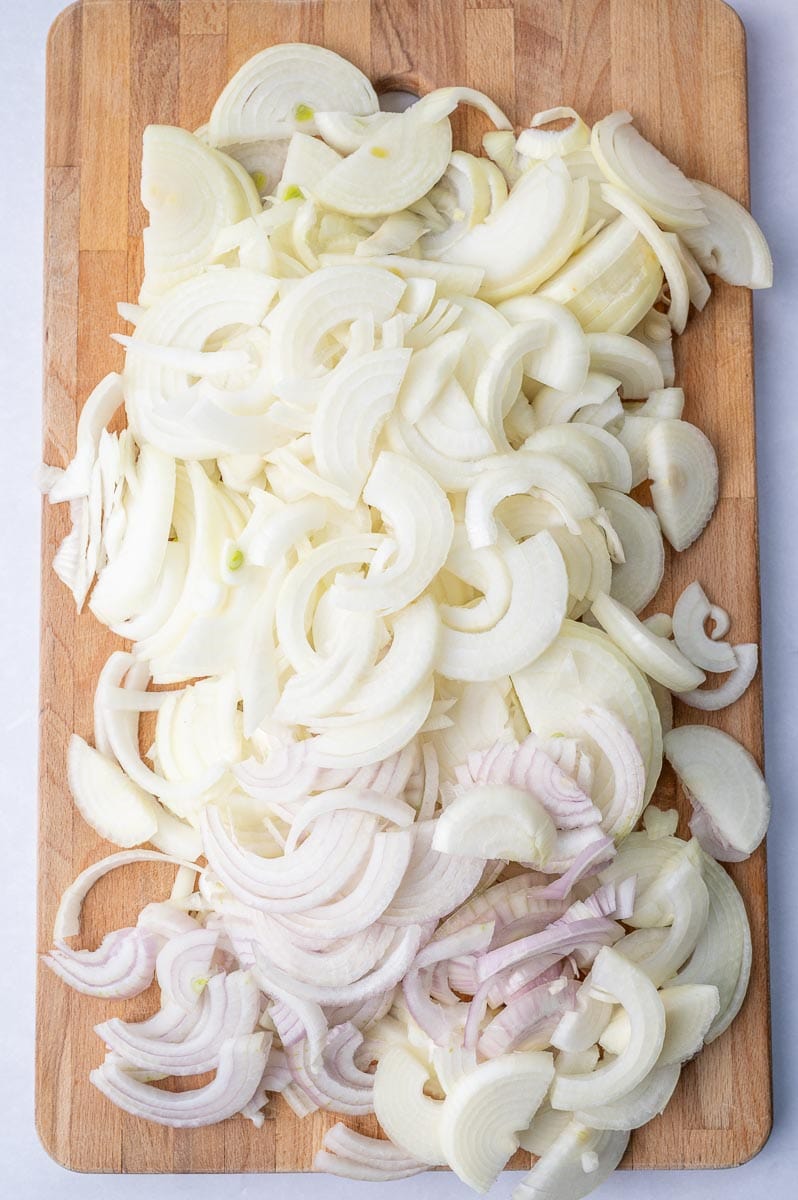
[373, 1043, 446, 1165]
[311, 348, 410, 501]
[437, 531, 568, 682]
[574, 1061, 680, 1131]
[316, 1122, 427, 1181]
[591, 591, 705, 691]
[331, 452, 453, 615]
[433, 784, 556, 866]
[53, 849, 199, 940]
[647, 418, 719, 551]
[681, 180, 773, 289]
[44, 927, 158, 999]
[550, 946, 665, 1110]
[594, 487, 664, 614]
[91, 1032, 270, 1127]
[497, 296, 589, 393]
[96, 969, 260, 1074]
[439, 159, 589, 302]
[677, 643, 758, 711]
[439, 1051, 555, 1192]
[66, 734, 160, 848]
[539, 215, 663, 335]
[664, 725, 770, 860]
[672, 581, 736, 672]
[586, 332, 664, 399]
[591, 110, 706, 230]
[209, 44, 377, 144]
[513, 1121, 630, 1200]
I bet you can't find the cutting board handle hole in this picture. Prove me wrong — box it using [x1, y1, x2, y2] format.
[377, 82, 421, 113]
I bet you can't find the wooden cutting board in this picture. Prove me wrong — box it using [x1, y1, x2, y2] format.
[37, 0, 771, 1175]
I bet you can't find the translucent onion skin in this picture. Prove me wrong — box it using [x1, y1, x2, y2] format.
[42, 38, 774, 1200]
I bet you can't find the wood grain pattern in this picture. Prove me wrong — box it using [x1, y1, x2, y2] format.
[37, 0, 771, 1175]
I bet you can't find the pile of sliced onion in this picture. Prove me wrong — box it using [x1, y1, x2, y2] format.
[41, 41, 772, 1200]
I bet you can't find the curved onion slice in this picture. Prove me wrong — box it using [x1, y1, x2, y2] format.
[139, 126, 259, 304]
[513, 1121, 630, 1200]
[91, 1032, 270, 1127]
[586, 332, 664, 399]
[591, 591, 705, 692]
[603, 982, 720, 1066]
[497, 296, 590, 394]
[512, 620, 663, 803]
[437, 531, 568, 682]
[677, 643, 758, 711]
[421, 152, 505, 258]
[550, 947, 665, 1110]
[331, 452, 453, 614]
[44, 927, 158, 999]
[313, 106, 452, 216]
[591, 110, 706, 230]
[647, 418, 719, 552]
[672, 581, 737, 672]
[439, 159, 589, 302]
[539, 216, 663, 335]
[517, 107, 590, 160]
[67, 734, 160, 848]
[433, 785, 556, 866]
[681, 180, 773, 288]
[316, 1122, 427, 1181]
[54, 850, 199, 941]
[90, 444, 175, 625]
[574, 1061, 680, 1131]
[594, 488, 664, 614]
[670, 851, 751, 1042]
[209, 44, 377, 144]
[466, 455, 597, 547]
[524, 426, 632, 493]
[373, 1044, 446, 1165]
[600, 184, 690, 333]
[664, 725, 770, 860]
[440, 1052, 554, 1192]
[96, 969, 260, 1074]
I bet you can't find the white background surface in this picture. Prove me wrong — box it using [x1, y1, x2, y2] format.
[1, 1, 796, 1196]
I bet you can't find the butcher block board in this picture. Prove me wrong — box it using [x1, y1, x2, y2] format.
[37, 0, 771, 1176]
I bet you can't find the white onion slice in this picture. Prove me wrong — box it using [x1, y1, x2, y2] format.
[331, 452, 453, 615]
[672, 581, 737, 672]
[591, 110, 706, 230]
[439, 159, 589, 302]
[437, 531, 568, 682]
[54, 850, 198, 941]
[539, 216, 663, 335]
[517, 107, 590, 160]
[513, 1121, 630, 1200]
[209, 44, 377, 144]
[373, 1044, 446, 1165]
[497, 296, 590, 394]
[681, 180, 773, 288]
[440, 1052, 554, 1192]
[664, 725, 770, 860]
[44, 927, 158, 999]
[574, 1061, 680, 1131]
[594, 487, 664, 614]
[586, 332, 664, 399]
[550, 946, 665, 1110]
[647, 418, 719, 551]
[67, 734, 160, 848]
[316, 1122, 427, 1180]
[591, 591, 705, 691]
[433, 785, 556, 866]
[677, 643, 758, 711]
